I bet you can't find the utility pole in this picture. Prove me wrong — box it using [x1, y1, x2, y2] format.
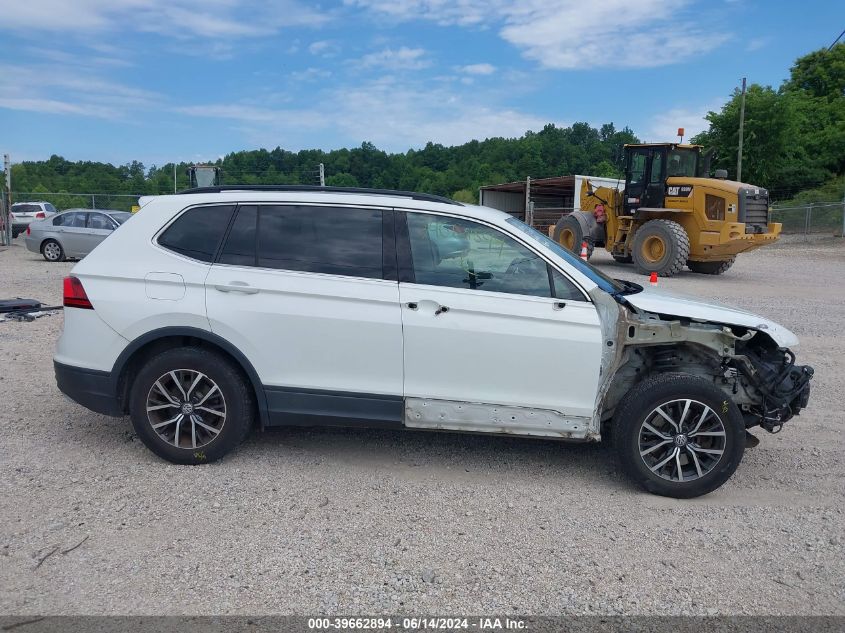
[737, 77, 747, 183]
[841, 186, 845, 239]
[174, 163, 177, 193]
[2, 154, 10, 246]
[318, 163, 325, 187]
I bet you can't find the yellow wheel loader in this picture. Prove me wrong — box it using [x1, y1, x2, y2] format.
[552, 143, 781, 276]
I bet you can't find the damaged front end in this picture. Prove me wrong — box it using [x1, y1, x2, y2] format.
[731, 337, 813, 432]
[591, 288, 814, 438]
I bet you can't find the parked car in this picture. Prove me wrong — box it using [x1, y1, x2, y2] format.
[10, 201, 57, 237]
[54, 186, 813, 498]
[25, 208, 131, 261]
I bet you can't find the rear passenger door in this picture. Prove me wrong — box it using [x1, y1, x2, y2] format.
[82, 212, 117, 254]
[58, 212, 90, 257]
[204, 204, 404, 425]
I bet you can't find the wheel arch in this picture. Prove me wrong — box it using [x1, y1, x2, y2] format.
[111, 327, 269, 428]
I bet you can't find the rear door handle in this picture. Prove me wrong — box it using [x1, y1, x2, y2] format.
[214, 281, 259, 294]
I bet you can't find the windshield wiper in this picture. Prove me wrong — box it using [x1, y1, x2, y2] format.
[614, 279, 643, 295]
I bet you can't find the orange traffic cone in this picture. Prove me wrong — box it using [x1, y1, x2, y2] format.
[650, 271, 658, 286]
[580, 241, 588, 261]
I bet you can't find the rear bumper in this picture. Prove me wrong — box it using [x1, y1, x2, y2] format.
[54, 361, 123, 417]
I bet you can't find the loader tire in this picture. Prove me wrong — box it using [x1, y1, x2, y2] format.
[687, 258, 735, 275]
[632, 219, 689, 277]
[553, 215, 593, 259]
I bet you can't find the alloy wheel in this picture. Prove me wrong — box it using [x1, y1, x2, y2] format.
[638, 398, 727, 482]
[145, 369, 227, 449]
[44, 242, 61, 261]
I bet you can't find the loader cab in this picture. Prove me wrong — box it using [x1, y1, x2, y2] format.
[187, 165, 221, 189]
[623, 144, 702, 215]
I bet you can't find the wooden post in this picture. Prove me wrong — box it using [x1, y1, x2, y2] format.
[524, 176, 532, 226]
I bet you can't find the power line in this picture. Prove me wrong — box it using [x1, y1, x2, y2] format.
[827, 27, 845, 51]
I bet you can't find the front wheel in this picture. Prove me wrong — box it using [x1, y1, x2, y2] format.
[612, 373, 745, 498]
[631, 219, 689, 277]
[129, 347, 254, 464]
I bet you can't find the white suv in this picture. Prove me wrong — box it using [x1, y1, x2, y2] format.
[54, 186, 813, 498]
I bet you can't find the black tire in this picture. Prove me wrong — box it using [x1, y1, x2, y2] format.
[552, 215, 593, 259]
[631, 219, 689, 277]
[129, 347, 254, 464]
[12, 230, 21, 239]
[612, 373, 745, 498]
[612, 254, 633, 264]
[688, 258, 735, 275]
[41, 239, 65, 262]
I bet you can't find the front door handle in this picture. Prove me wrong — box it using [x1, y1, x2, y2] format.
[214, 281, 259, 295]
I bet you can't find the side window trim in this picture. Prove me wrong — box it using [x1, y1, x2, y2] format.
[382, 209, 398, 282]
[394, 210, 414, 284]
[213, 203, 256, 266]
[397, 209, 591, 302]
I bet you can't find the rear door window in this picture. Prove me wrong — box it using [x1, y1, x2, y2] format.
[87, 213, 115, 230]
[256, 205, 383, 279]
[61, 212, 88, 228]
[158, 205, 235, 262]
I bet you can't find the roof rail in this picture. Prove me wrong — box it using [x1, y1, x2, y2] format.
[175, 184, 463, 206]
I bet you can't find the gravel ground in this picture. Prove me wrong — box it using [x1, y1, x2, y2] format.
[0, 235, 843, 616]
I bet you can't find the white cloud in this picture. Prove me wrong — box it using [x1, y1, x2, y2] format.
[0, 62, 162, 120]
[178, 77, 555, 151]
[358, 47, 431, 70]
[746, 37, 769, 52]
[0, 0, 329, 39]
[348, 0, 729, 69]
[290, 67, 333, 81]
[645, 103, 722, 143]
[308, 40, 341, 57]
[459, 63, 496, 75]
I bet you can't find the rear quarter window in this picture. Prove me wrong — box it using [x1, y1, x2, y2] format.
[158, 205, 235, 262]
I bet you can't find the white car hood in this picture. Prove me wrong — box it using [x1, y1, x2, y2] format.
[625, 289, 799, 348]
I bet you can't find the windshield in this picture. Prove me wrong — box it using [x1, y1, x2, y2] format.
[108, 212, 132, 224]
[506, 217, 625, 294]
[667, 148, 699, 177]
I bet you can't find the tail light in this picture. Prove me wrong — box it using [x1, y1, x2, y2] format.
[26, 226, 31, 236]
[35, 212, 46, 219]
[63, 276, 94, 309]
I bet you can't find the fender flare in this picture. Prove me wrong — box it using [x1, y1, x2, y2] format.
[566, 210, 606, 244]
[110, 326, 269, 428]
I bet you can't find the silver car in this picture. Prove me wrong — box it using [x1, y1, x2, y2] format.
[25, 209, 132, 262]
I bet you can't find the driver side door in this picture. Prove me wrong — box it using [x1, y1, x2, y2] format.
[398, 211, 603, 432]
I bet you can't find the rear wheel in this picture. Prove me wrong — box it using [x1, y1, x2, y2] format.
[42, 239, 65, 262]
[612, 373, 745, 498]
[631, 219, 689, 277]
[129, 347, 254, 464]
[553, 215, 593, 259]
[688, 258, 735, 275]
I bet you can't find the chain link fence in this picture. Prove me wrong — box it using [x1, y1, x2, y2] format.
[770, 202, 845, 238]
[11, 192, 141, 213]
[6, 192, 844, 240]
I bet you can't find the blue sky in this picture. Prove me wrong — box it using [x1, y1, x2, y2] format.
[0, 0, 841, 167]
